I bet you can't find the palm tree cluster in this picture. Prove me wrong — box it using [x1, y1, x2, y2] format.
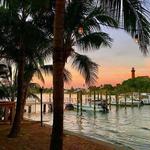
[0, 0, 149, 150]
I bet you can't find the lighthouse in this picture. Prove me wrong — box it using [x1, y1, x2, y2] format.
[131, 67, 135, 79]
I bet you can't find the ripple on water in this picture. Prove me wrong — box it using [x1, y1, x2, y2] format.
[24, 105, 150, 150]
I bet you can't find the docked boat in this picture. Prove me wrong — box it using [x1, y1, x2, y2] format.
[73, 101, 109, 112]
[141, 98, 150, 105]
[119, 99, 142, 106]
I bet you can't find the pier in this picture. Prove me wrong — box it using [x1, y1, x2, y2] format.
[0, 101, 15, 124]
[25, 101, 53, 113]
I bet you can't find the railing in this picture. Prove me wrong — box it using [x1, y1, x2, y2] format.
[0, 101, 15, 124]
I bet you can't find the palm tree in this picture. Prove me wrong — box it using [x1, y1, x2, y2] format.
[0, 1, 51, 137]
[50, 0, 66, 149]
[51, 0, 118, 149]
[0, 0, 72, 140]
[51, 1, 150, 149]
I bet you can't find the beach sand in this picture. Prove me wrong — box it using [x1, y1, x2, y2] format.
[0, 120, 133, 150]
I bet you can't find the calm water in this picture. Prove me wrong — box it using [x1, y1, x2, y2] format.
[25, 105, 150, 150]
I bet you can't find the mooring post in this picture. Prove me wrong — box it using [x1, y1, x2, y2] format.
[116, 94, 119, 107]
[80, 90, 83, 116]
[131, 92, 134, 107]
[40, 87, 43, 127]
[94, 90, 96, 113]
[43, 104, 46, 113]
[77, 92, 79, 114]
[109, 94, 111, 110]
[125, 93, 127, 109]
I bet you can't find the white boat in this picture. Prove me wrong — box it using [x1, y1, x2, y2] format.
[119, 99, 142, 106]
[141, 98, 150, 105]
[73, 103, 108, 112]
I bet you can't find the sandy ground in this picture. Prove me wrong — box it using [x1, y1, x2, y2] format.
[0, 120, 133, 150]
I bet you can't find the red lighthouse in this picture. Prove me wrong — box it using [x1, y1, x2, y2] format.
[131, 67, 135, 79]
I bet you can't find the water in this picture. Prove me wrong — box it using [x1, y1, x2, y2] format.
[24, 105, 150, 150]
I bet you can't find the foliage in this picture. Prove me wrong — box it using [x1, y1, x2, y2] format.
[62, 0, 119, 86]
[0, 62, 17, 101]
[122, 77, 150, 92]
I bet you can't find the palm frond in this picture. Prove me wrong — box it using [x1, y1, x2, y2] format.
[84, 5, 118, 29]
[40, 65, 53, 75]
[71, 52, 98, 85]
[0, 82, 11, 100]
[27, 92, 40, 101]
[63, 68, 72, 83]
[33, 68, 45, 84]
[77, 32, 112, 51]
[41, 64, 72, 83]
[99, 0, 150, 54]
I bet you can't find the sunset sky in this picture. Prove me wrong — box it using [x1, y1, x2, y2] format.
[33, 1, 150, 89]
[67, 28, 150, 88]
[33, 28, 150, 89]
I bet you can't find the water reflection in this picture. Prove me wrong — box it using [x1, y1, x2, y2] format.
[24, 105, 150, 150]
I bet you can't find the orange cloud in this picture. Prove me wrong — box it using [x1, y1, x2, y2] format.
[32, 61, 150, 89]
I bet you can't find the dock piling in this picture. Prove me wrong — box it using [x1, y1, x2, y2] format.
[80, 91, 83, 115]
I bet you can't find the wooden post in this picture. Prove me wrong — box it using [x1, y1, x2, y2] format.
[77, 92, 79, 114]
[85, 92, 88, 104]
[94, 90, 96, 113]
[109, 94, 111, 110]
[139, 92, 141, 101]
[35, 99, 36, 113]
[48, 104, 53, 112]
[80, 91, 82, 115]
[116, 94, 119, 107]
[97, 91, 100, 101]
[131, 92, 134, 107]
[49, 92, 51, 103]
[69, 92, 71, 103]
[106, 92, 108, 104]
[43, 104, 46, 113]
[89, 90, 92, 98]
[89, 93, 92, 107]
[125, 93, 127, 109]
[28, 106, 31, 113]
[105, 92, 108, 111]
[100, 92, 102, 101]
[40, 87, 43, 127]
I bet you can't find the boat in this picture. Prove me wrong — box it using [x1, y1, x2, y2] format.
[142, 98, 150, 105]
[73, 101, 109, 112]
[119, 99, 142, 106]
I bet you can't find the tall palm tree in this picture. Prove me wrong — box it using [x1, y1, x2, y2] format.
[50, 0, 66, 149]
[0, 0, 70, 140]
[50, 0, 118, 149]
[52, 0, 150, 150]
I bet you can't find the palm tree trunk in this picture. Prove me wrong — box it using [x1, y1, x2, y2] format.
[8, 51, 25, 138]
[20, 82, 29, 119]
[50, 0, 66, 150]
